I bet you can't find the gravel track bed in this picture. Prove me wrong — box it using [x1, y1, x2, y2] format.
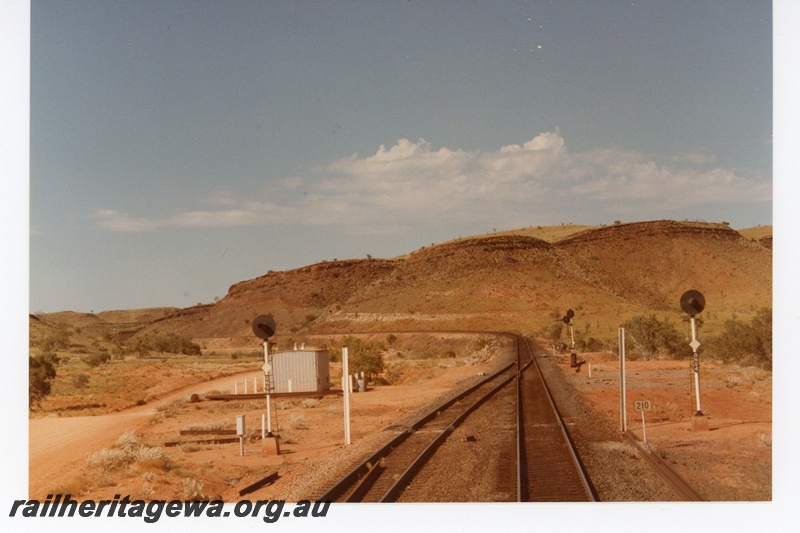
[535, 353, 680, 501]
[397, 379, 518, 502]
[284, 342, 698, 502]
[284, 346, 517, 502]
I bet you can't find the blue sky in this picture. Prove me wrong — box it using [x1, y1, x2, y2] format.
[22, 0, 775, 313]
[4, 2, 800, 525]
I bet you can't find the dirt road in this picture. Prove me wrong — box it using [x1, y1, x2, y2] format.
[28, 369, 266, 498]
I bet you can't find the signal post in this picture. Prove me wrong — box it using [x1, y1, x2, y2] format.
[680, 291, 709, 432]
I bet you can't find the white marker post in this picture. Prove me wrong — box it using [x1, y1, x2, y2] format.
[342, 347, 351, 446]
[236, 415, 246, 456]
[634, 400, 651, 443]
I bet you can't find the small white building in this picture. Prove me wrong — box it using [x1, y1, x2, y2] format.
[271, 349, 330, 393]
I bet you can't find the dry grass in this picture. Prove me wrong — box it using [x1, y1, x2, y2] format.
[181, 478, 207, 500]
[85, 431, 173, 483]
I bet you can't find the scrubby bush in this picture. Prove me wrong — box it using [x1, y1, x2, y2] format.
[72, 373, 91, 388]
[29, 353, 58, 406]
[81, 352, 111, 367]
[537, 310, 567, 343]
[577, 337, 606, 352]
[621, 315, 691, 359]
[38, 330, 70, 352]
[705, 307, 772, 370]
[340, 335, 385, 380]
[128, 334, 202, 357]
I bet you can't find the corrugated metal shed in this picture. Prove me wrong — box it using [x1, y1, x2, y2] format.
[271, 349, 330, 393]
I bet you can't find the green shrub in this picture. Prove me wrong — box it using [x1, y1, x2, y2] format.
[341, 336, 385, 380]
[38, 331, 70, 352]
[81, 352, 111, 367]
[128, 334, 202, 356]
[621, 315, 690, 359]
[705, 307, 772, 369]
[72, 374, 91, 388]
[29, 354, 57, 406]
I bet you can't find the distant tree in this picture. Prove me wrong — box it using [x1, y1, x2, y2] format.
[29, 354, 58, 407]
[538, 322, 563, 344]
[621, 315, 690, 359]
[81, 352, 111, 367]
[706, 307, 771, 369]
[38, 330, 70, 352]
[538, 310, 566, 343]
[72, 374, 90, 389]
[340, 336, 385, 381]
[128, 334, 201, 357]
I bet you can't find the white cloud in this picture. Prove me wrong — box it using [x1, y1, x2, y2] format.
[670, 151, 718, 165]
[92, 131, 770, 233]
[91, 209, 160, 232]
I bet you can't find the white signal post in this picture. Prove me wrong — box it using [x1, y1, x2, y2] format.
[263, 341, 273, 436]
[342, 347, 351, 446]
[569, 319, 575, 350]
[690, 317, 702, 414]
[679, 290, 708, 431]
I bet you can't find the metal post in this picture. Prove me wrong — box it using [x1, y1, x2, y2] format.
[569, 321, 575, 350]
[264, 341, 273, 436]
[237, 415, 245, 456]
[642, 410, 647, 444]
[343, 347, 351, 445]
[690, 317, 702, 414]
[619, 328, 627, 432]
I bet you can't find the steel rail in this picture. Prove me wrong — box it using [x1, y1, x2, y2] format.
[380, 369, 518, 502]
[318, 356, 518, 502]
[319, 332, 597, 503]
[624, 430, 704, 501]
[515, 336, 534, 501]
[519, 336, 597, 501]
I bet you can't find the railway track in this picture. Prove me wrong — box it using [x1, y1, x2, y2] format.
[624, 430, 704, 501]
[518, 336, 596, 501]
[317, 333, 596, 502]
[318, 357, 518, 502]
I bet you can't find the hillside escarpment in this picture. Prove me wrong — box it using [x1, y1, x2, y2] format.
[104, 220, 771, 341]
